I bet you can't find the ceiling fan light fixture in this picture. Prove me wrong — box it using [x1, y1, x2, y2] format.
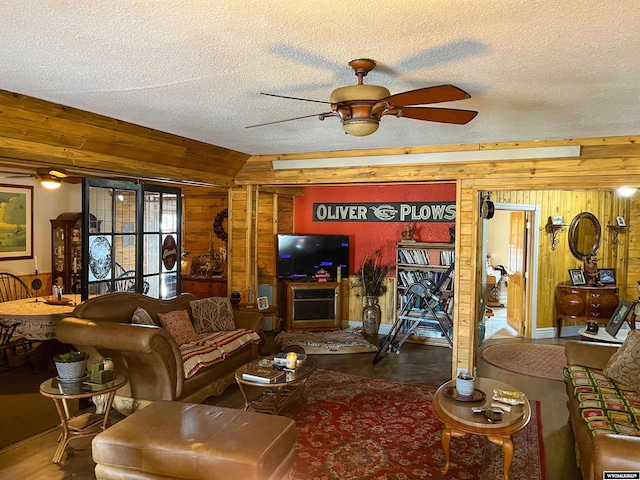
[342, 120, 379, 136]
[329, 84, 390, 103]
[40, 176, 62, 189]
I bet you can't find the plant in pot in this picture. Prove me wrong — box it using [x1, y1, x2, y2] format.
[354, 250, 392, 336]
[53, 350, 90, 380]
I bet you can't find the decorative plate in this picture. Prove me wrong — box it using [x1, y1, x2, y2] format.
[89, 235, 112, 280]
[443, 386, 486, 402]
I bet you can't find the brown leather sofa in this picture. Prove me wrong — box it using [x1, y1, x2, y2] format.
[56, 292, 264, 414]
[564, 341, 640, 480]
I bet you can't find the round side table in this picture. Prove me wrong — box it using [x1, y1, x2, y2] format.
[433, 377, 531, 480]
[39, 373, 127, 463]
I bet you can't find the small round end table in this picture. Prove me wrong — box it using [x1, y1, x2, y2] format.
[433, 377, 531, 480]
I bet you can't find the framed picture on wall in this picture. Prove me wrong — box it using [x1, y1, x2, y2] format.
[569, 269, 586, 286]
[0, 184, 33, 260]
[606, 300, 633, 337]
[551, 215, 565, 225]
[616, 216, 626, 227]
[598, 269, 616, 285]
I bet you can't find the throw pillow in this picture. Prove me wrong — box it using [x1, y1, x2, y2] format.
[189, 297, 236, 333]
[157, 310, 199, 345]
[603, 329, 640, 391]
[131, 307, 157, 326]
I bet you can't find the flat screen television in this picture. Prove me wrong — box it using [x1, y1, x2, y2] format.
[277, 234, 350, 280]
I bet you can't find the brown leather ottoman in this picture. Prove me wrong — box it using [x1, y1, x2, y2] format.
[92, 401, 297, 480]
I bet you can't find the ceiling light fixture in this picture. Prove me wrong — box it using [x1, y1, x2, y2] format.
[40, 176, 62, 189]
[617, 186, 637, 197]
[272, 145, 581, 170]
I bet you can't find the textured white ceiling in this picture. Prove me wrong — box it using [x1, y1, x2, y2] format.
[1, 1, 639, 156]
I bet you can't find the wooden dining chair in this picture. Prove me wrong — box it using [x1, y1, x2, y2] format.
[0, 272, 32, 302]
[0, 319, 35, 373]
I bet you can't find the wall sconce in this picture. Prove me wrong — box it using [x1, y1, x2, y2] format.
[607, 216, 629, 250]
[544, 216, 566, 250]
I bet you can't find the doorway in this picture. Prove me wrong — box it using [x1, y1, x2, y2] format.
[82, 179, 182, 300]
[482, 203, 540, 340]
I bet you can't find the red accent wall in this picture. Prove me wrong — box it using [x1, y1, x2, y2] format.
[294, 184, 456, 271]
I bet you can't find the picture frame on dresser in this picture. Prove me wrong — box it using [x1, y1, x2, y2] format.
[598, 268, 616, 285]
[605, 300, 633, 337]
[257, 296, 269, 311]
[569, 269, 586, 286]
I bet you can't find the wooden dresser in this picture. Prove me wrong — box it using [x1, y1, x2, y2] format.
[555, 284, 619, 337]
[180, 276, 227, 299]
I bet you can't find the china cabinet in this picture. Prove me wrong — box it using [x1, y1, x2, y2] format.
[50, 212, 100, 294]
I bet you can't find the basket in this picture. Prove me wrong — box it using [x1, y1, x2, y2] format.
[54, 353, 89, 380]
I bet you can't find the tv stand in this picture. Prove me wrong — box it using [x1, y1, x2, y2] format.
[280, 281, 341, 330]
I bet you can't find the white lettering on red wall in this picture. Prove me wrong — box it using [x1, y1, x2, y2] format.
[313, 202, 456, 222]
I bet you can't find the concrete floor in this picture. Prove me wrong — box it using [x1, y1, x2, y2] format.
[0, 333, 581, 480]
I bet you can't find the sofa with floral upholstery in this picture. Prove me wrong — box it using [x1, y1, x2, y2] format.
[563, 332, 640, 480]
[56, 292, 263, 414]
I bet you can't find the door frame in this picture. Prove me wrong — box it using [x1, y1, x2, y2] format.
[482, 202, 541, 338]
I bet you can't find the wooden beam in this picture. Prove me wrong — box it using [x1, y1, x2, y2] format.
[0, 89, 250, 186]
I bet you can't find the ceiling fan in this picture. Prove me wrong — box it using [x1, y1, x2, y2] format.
[0, 167, 82, 189]
[248, 58, 478, 136]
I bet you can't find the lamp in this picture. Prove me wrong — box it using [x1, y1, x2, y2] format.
[329, 83, 390, 137]
[40, 176, 62, 189]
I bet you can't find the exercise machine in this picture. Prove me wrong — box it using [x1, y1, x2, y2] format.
[373, 262, 454, 365]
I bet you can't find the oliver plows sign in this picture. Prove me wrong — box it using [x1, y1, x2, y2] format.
[313, 202, 456, 223]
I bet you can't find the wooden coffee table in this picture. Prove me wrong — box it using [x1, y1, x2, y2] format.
[433, 377, 531, 480]
[235, 358, 316, 414]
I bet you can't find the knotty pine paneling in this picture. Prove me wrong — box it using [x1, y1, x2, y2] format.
[491, 189, 630, 331]
[0, 90, 249, 186]
[182, 190, 228, 274]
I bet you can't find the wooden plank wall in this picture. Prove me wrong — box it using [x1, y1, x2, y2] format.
[232, 136, 640, 377]
[228, 186, 254, 299]
[181, 187, 228, 273]
[490, 189, 630, 330]
[628, 196, 640, 300]
[0, 90, 249, 186]
[256, 190, 277, 289]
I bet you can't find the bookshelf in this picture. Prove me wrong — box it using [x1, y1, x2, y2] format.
[396, 241, 455, 347]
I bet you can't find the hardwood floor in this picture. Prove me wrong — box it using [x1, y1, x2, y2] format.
[0, 334, 581, 480]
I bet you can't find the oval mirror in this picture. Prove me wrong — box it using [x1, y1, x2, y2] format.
[568, 212, 601, 260]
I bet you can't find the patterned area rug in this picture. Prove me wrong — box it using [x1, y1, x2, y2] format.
[283, 369, 546, 480]
[274, 329, 378, 354]
[480, 342, 566, 381]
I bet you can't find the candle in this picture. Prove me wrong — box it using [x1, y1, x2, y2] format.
[34, 256, 38, 272]
[286, 352, 298, 369]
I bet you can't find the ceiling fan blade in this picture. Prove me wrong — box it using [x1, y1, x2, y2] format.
[399, 107, 478, 125]
[246, 112, 333, 129]
[383, 85, 471, 106]
[260, 93, 333, 105]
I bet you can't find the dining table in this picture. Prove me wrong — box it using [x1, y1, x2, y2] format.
[0, 295, 79, 340]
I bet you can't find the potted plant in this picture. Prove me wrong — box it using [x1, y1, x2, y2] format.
[354, 250, 392, 336]
[53, 350, 90, 380]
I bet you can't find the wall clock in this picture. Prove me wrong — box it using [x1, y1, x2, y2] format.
[480, 194, 494, 219]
